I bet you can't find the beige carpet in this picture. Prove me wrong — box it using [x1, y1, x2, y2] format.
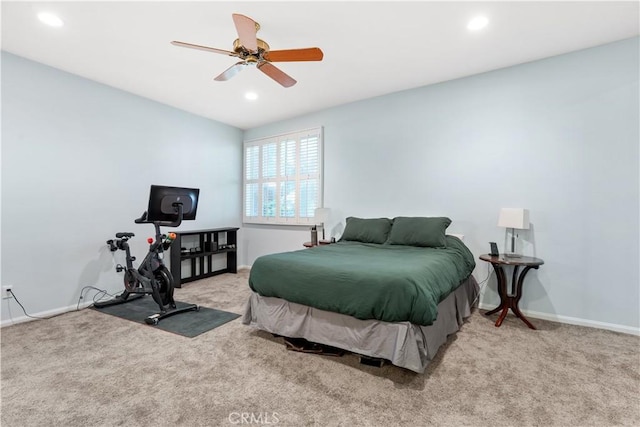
[1, 270, 639, 426]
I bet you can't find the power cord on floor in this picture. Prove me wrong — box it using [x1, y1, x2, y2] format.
[471, 262, 493, 308]
[7, 290, 52, 320]
[77, 286, 118, 310]
[4, 286, 115, 323]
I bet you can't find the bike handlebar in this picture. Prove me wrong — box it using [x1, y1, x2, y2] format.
[134, 203, 184, 228]
[106, 239, 118, 252]
[134, 211, 148, 224]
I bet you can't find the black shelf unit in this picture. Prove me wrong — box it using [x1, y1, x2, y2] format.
[169, 227, 239, 288]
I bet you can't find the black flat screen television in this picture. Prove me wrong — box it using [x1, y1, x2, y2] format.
[146, 185, 199, 222]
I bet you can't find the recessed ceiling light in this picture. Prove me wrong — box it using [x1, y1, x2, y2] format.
[245, 92, 258, 101]
[38, 12, 64, 27]
[467, 16, 488, 31]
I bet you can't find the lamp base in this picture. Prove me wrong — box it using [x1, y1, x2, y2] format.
[504, 252, 523, 258]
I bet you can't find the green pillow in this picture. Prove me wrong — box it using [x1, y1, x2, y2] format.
[340, 217, 392, 244]
[388, 217, 452, 248]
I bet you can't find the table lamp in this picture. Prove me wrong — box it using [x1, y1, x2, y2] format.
[498, 208, 529, 257]
[314, 207, 331, 241]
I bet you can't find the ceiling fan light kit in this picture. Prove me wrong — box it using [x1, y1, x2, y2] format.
[172, 13, 323, 88]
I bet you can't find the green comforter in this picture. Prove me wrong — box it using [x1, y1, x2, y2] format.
[249, 236, 475, 326]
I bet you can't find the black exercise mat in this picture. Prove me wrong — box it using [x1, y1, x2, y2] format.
[91, 296, 240, 338]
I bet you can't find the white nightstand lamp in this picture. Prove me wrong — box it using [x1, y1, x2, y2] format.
[498, 208, 529, 257]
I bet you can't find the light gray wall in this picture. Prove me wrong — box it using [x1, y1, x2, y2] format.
[1, 52, 243, 323]
[2, 36, 638, 332]
[243, 37, 639, 332]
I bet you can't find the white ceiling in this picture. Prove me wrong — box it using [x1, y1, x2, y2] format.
[2, 1, 638, 130]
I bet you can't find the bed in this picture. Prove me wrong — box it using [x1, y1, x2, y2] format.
[242, 216, 478, 373]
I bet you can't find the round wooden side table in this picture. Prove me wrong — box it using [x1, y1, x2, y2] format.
[479, 254, 544, 329]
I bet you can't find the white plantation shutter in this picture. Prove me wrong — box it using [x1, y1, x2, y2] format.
[244, 145, 260, 218]
[299, 134, 319, 218]
[243, 127, 323, 225]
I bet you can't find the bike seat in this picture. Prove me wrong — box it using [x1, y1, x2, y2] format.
[115, 232, 135, 238]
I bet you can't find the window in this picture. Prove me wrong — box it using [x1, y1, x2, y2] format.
[243, 127, 323, 225]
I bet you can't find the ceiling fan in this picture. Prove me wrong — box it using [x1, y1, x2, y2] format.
[171, 13, 323, 88]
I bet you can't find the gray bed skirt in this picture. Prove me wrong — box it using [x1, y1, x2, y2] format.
[242, 276, 479, 373]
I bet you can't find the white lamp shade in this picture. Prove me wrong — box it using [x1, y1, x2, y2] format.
[498, 208, 530, 229]
[314, 207, 331, 223]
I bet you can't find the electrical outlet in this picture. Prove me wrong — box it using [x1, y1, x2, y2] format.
[2, 286, 13, 299]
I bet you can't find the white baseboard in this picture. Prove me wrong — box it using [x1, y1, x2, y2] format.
[478, 302, 640, 336]
[4, 293, 637, 336]
[1, 300, 94, 328]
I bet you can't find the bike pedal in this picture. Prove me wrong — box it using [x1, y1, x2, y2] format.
[130, 256, 136, 262]
[115, 264, 124, 272]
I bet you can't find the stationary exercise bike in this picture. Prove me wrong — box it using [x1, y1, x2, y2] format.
[94, 185, 200, 325]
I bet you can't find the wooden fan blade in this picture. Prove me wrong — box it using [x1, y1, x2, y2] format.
[171, 41, 239, 57]
[232, 13, 258, 52]
[257, 62, 297, 88]
[214, 62, 247, 81]
[264, 48, 324, 62]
